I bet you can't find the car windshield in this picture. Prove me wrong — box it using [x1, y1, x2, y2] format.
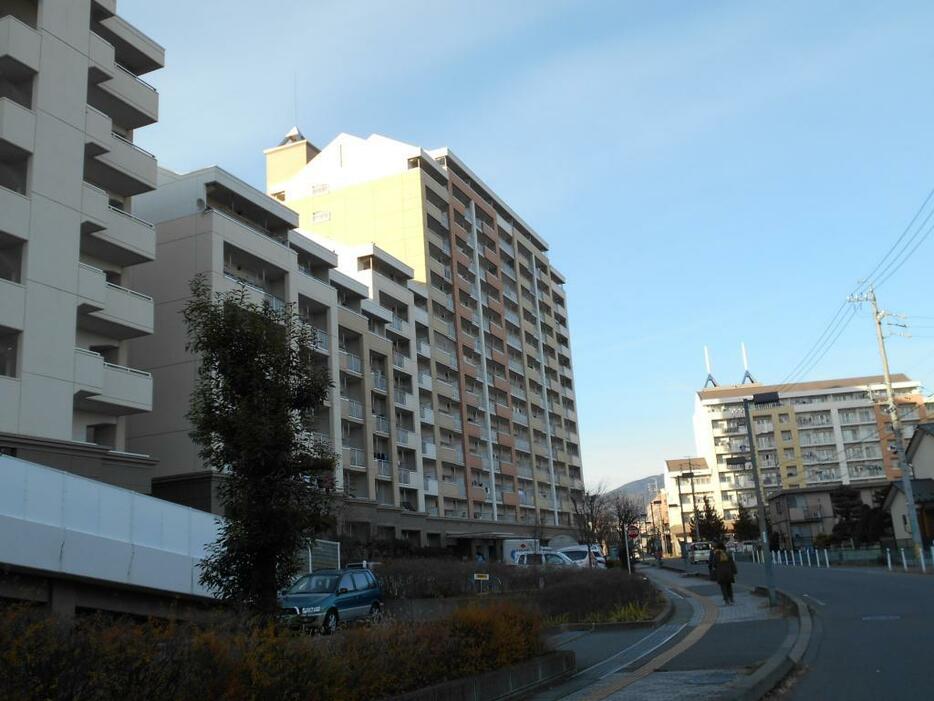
[288, 574, 339, 594]
[694, 543, 711, 551]
[563, 550, 588, 561]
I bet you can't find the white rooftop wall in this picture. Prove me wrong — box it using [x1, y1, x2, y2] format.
[0, 455, 220, 598]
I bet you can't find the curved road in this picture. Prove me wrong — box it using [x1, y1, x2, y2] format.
[727, 561, 934, 699]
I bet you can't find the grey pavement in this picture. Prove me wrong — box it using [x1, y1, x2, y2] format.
[527, 566, 791, 701]
[726, 558, 934, 700]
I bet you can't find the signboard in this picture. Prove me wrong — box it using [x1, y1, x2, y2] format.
[473, 573, 490, 581]
[627, 525, 640, 539]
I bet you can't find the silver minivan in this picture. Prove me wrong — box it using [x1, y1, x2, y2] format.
[688, 541, 713, 564]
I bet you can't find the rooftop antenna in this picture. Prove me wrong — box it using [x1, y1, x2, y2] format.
[704, 346, 719, 388]
[740, 342, 757, 384]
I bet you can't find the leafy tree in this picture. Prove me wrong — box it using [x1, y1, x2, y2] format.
[732, 504, 759, 541]
[184, 276, 336, 612]
[689, 497, 727, 542]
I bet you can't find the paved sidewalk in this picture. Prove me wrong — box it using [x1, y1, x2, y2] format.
[529, 565, 794, 701]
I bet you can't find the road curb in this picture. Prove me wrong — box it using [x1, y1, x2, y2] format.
[726, 588, 813, 701]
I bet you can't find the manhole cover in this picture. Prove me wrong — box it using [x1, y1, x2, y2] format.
[861, 615, 901, 621]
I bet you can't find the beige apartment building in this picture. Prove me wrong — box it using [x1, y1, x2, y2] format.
[264, 129, 584, 531]
[665, 375, 934, 542]
[125, 164, 575, 545]
[0, 0, 162, 490]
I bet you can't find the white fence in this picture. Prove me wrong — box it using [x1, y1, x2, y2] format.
[0, 455, 220, 598]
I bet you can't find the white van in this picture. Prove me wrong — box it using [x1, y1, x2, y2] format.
[689, 542, 713, 564]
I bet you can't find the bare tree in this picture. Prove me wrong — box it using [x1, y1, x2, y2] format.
[612, 494, 642, 548]
[570, 485, 611, 550]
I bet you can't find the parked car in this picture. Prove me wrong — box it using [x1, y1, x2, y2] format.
[688, 541, 713, 564]
[515, 551, 575, 567]
[559, 545, 607, 568]
[278, 568, 383, 634]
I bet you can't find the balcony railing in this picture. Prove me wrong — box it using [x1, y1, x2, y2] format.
[376, 459, 392, 478]
[396, 427, 411, 446]
[394, 389, 411, 406]
[340, 350, 362, 374]
[392, 350, 408, 369]
[371, 372, 387, 391]
[341, 397, 363, 420]
[372, 414, 390, 434]
[343, 447, 366, 467]
[420, 407, 434, 423]
[389, 315, 408, 333]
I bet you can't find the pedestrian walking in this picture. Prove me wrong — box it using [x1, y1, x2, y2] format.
[711, 541, 737, 605]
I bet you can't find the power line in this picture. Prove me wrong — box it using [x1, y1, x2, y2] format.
[875, 216, 934, 290]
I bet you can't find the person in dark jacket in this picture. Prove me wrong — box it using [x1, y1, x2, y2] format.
[711, 542, 737, 604]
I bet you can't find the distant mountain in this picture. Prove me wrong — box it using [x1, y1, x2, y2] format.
[607, 474, 664, 503]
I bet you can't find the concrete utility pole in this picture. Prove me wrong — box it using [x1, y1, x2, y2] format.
[848, 286, 924, 560]
[676, 473, 688, 560]
[742, 395, 777, 607]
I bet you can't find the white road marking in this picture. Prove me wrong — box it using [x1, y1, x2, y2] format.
[571, 624, 680, 679]
[803, 594, 827, 606]
[599, 623, 688, 679]
[666, 587, 685, 599]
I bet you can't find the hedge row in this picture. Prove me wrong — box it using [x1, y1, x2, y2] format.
[0, 601, 542, 701]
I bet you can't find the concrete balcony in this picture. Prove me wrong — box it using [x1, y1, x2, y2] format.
[80, 183, 155, 265]
[84, 107, 157, 197]
[78, 269, 153, 340]
[0, 186, 29, 241]
[87, 31, 159, 130]
[97, 14, 165, 76]
[0, 277, 25, 330]
[0, 97, 35, 154]
[0, 16, 40, 75]
[77, 262, 108, 311]
[73, 347, 152, 415]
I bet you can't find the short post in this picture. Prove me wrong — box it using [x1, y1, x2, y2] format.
[772, 550, 777, 565]
[806, 549, 812, 567]
[824, 549, 830, 568]
[921, 549, 927, 574]
[930, 545, 934, 572]
[900, 547, 908, 572]
[886, 548, 892, 572]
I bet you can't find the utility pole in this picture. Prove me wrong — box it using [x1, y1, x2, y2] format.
[742, 395, 777, 607]
[686, 460, 701, 544]
[676, 473, 688, 561]
[848, 286, 923, 560]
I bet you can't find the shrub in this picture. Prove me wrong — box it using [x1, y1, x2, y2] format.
[0, 602, 542, 701]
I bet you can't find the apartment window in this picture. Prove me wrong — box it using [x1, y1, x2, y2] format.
[781, 430, 792, 442]
[0, 239, 23, 283]
[0, 151, 29, 195]
[0, 446, 16, 457]
[0, 329, 20, 377]
[779, 414, 789, 424]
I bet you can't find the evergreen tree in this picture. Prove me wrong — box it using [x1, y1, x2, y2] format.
[689, 496, 727, 542]
[830, 486, 865, 544]
[732, 503, 759, 541]
[183, 276, 336, 612]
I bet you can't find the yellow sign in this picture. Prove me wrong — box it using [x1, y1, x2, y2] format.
[473, 573, 490, 581]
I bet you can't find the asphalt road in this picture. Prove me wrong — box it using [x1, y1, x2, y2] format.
[724, 561, 934, 699]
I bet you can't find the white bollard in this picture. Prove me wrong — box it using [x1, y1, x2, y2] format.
[930, 545, 934, 572]
[886, 548, 892, 572]
[824, 549, 830, 568]
[900, 548, 908, 572]
[806, 549, 812, 567]
[921, 549, 927, 574]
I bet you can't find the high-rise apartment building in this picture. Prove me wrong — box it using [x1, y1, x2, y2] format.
[0, 0, 161, 490]
[264, 130, 584, 530]
[665, 375, 934, 544]
[125, 163, 576, 545]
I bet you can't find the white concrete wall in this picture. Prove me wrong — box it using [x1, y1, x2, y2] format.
[0, 454, 218, 597]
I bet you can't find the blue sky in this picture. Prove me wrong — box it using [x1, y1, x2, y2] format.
[123, 0, 934, 489]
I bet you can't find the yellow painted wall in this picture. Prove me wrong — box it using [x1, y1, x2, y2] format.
[285, 170, 430, 282]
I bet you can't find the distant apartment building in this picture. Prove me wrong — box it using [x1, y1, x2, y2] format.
[665, 375, 934, 538]
[126, 164, 576, 545]
[0, 0, 162, 490]
[264, 129, 584, 530]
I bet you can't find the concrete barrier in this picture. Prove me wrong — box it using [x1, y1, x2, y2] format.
[388, 650, 575, 701]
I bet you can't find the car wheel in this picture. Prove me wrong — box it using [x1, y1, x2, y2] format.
[369, 602, 383, 623]
[321, 609, 338, 635]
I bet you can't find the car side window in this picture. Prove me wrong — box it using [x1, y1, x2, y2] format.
[545, 554, 563, 564]
[352, 572, 370, 590]
[339, 574, 355, 592]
